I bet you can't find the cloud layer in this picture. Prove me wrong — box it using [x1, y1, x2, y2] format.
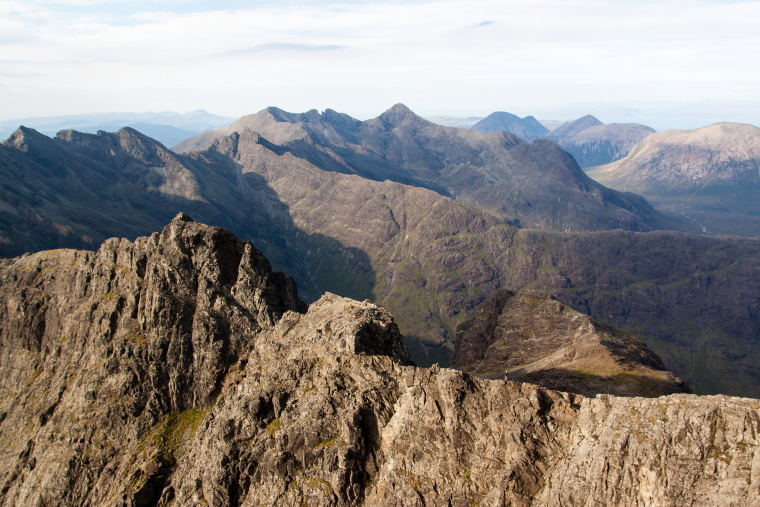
[1, 0, 759, 120]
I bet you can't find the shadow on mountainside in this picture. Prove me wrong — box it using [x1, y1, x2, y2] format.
[0, 126, 377, 306]
[276, 137, 455, 198]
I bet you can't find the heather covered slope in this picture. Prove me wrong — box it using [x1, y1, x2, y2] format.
[452, 290, 690, 397]
[176, 104, 670, 232]
[588, 122, 760, 236]
[1, 218, 759, 507]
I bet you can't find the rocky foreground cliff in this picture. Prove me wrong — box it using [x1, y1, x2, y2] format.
[1, 216, 759, 506]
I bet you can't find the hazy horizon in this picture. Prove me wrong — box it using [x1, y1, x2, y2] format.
[1, 0, 758, 123]
[2, 99, 760, 136]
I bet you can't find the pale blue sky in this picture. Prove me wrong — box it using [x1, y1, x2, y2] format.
[1, 0, 759, 121]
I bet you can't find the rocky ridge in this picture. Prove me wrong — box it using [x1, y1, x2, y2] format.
[587, 122, 760, 236]
[1, 217, 760, 506]
[175, 104, 668, 232]
[452, 290, 690, 397]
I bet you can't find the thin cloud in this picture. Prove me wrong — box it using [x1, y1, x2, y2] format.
[1, 0, 760, 119]
[220, 43, 348, 55]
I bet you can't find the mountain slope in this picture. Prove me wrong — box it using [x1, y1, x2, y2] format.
[2, 125, 760, 396]
[194, 128, 760, 396]
[452, 290, 690, 397]
[0, 217, 758, 506]
[0, 125, 760, 396]
[470, 111, 550, 139]
[0, 125, 363, 301]
[546, 114, 656, 168]
[176, 104, 670, 232]
[587, 122, 760, 236]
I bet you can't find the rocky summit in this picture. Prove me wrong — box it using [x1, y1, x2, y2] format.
[1, 216, 760, 507]
[452, 290, 690, 397]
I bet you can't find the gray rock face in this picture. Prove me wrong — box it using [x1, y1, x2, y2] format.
[470, 111, 550, 140]
[1, 219, 760, 507]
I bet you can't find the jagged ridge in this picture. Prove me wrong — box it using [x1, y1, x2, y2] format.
[0, 218, 759, 506]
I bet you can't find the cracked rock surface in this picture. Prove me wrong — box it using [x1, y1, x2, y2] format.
[1, 217, 759, 506]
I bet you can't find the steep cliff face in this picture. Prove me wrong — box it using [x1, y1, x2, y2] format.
[0, 214, 306, 505]
[1, 219, 760, 507]
[452, 290, 690, 397]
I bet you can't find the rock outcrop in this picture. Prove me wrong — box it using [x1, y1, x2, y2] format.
[452, 290, 690, 397]
[587, 122, 760, 236]
[1, 218, 760, 506]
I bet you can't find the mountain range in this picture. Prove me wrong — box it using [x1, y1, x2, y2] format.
[174, 104, 670, 232]
[0, 110, 234, 149]
[422, 115, 485, 128]
[1, 215, 756, 506]
[587, 122, 760, 237]
[1, 104, 760, 397]
[426, 111, 656, 169]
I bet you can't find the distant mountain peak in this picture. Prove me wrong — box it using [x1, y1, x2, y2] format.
[470, 111, 550, 140]
[485, 111, 521, 121]
[4, 126, 55, 152]
[550, 115, 604, 139]
[379, 103, 425, 126]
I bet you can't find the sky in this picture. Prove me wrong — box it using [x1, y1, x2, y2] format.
[1, 0, 759, 122]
